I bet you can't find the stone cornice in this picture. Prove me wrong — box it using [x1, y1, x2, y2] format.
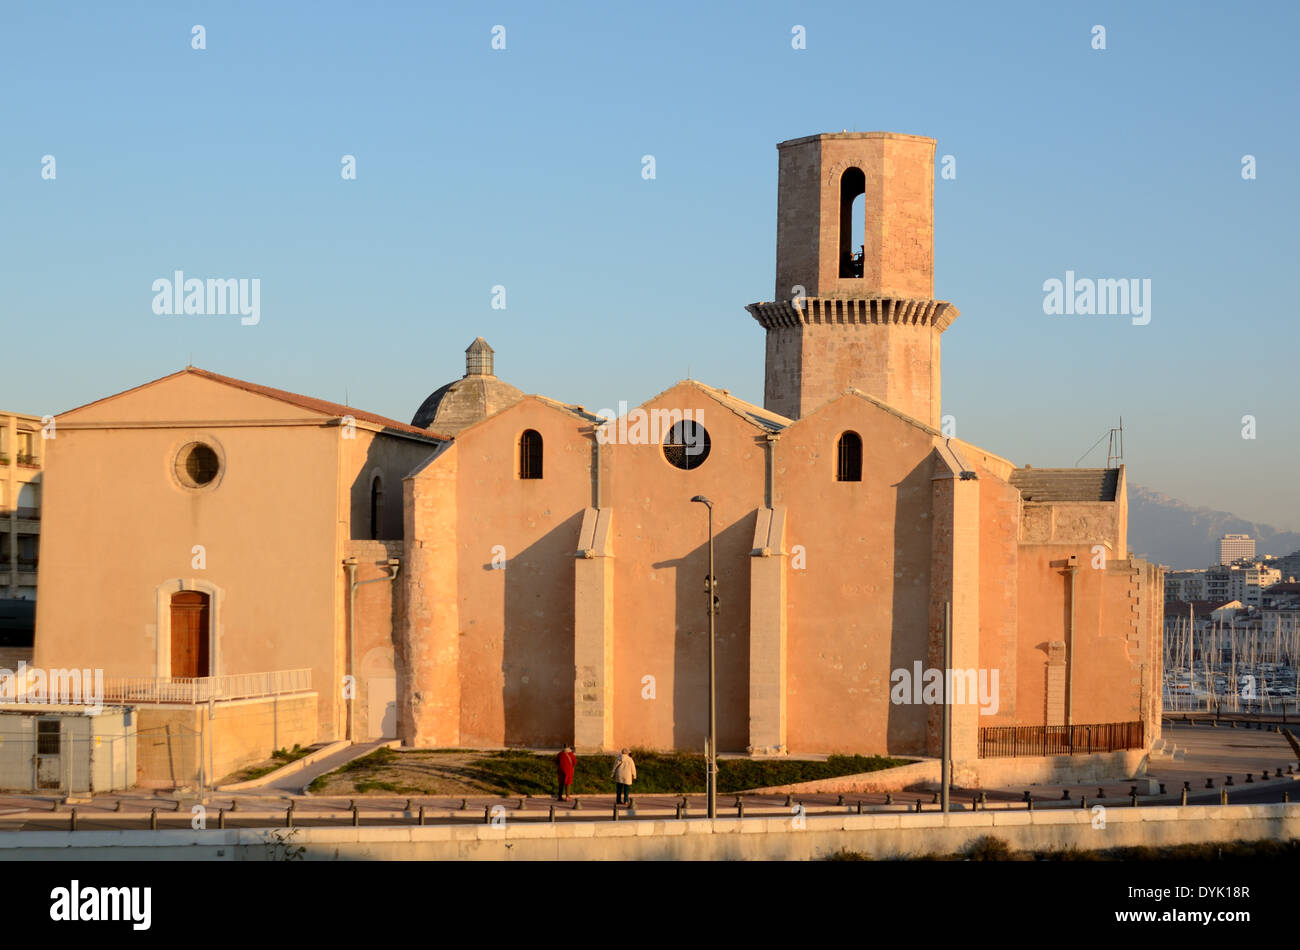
[745, 297, 959, 331]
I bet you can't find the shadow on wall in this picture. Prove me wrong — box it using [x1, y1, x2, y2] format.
[349, 434, 416, 542]
[659, 512, 754, 754]
[888, 456, 937, 756]
[501, 512, 584, 747]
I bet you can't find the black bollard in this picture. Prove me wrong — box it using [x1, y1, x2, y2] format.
[549, 805, 556, 823]
[1180, 788, 1187, 806]
[783, 794, 792, 807]
[1080, 795, 1087, 809]
[353, 805, 360, 827]
[404, 799, 412, 812]
[885, 793, 893, 805]
[230, 799, 238, 812]
[1246, 773, 1254, 784]
[460, 798, 468, 810]
[418, 806, 425, 826]
[836, 794, 844, 806]
[738, 800, 745, 819]
[1097, 787, 1105, 800]
[1206, 778, 1214, 788]
[1130, 792, 1138, 807]
[612, 803, 619, 822]
[218, 809, 225, 829]
[1159, 783, 1166, 795]
[115, 800, 122, 813]
[1183, 781, 1190, 790]
[676, 802, 684, 819]
[574, 797, 582, 810]
[915, 799, 922, 813]
[483, 805, 491, 824]
[931, 791, 940, 804]
[150, 808, 157, 830]
[856, 801, 863, 814]
[1061, 789, 1071, 800]
[70, 809, 77, 832]
[286, 807, 293, 828]
[1226, 775, 1234, 786]
[518, 797, 525, 810]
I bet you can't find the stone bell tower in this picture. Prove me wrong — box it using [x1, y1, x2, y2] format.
[746, 132, 959, 426]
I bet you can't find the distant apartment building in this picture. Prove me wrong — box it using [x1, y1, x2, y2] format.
[1220, 533, 1255, 564]
[1272, 550, 1300, 582]
[1206, 562, 1280, 607]
[1165, 569, 1207, 602]
[0, 412, 43, 600]
[1170, 561, 1279, 608]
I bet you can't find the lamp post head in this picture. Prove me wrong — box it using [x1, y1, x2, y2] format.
[691, 495, 712, 508]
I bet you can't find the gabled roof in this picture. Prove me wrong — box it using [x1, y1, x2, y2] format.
[788, 387, 941, 438]
[681, 381, 791, 433]
[1009, 468, 1120, 502]
[61, 367, 444, 440]
[532, 395, 610, 426]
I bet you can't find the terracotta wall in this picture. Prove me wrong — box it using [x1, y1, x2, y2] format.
[776, 393, 937, 754]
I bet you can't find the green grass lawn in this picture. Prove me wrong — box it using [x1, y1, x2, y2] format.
[223, 744, 313, 784]
[309, 746, 911, 796]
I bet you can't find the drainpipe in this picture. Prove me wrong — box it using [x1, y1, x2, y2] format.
[764, 433, 778, 509]
[343, 556, 401, 742]
[1066, 554, 1079, 726]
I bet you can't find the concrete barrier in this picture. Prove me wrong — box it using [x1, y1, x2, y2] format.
[749, 749, 1149, 795]
[0, 802, 1295, 861]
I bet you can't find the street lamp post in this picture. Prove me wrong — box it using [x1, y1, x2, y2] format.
[691, 495, 717, 819]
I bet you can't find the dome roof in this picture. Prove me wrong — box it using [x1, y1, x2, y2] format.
[411, 338, 523, 435]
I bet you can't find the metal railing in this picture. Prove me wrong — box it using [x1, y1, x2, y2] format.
[978, 721, 1144, 758]
[100, 668, 312, 705]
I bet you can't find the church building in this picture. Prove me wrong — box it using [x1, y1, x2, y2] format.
[33, 132, 1163, 785]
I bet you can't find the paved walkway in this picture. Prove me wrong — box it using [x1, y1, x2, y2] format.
[255, 738, 391, 795]
[0, 722, 1294, 830]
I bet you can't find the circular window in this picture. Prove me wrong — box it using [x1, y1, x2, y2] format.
[662, 420, 711, 470]
[176, 442, 221, 488]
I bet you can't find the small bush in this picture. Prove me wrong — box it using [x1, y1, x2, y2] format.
[965, 836, 1013, 861]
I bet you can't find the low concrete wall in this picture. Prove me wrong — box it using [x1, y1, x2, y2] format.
[1, 804, 1295, 861]
[752, 750, 1148, 795]
[136, 693, 318, 789]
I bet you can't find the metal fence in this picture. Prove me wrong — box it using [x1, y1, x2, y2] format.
[100, 668, 312, 705]
[0, 730, 139, 793]
[978, 721, 1144, 758]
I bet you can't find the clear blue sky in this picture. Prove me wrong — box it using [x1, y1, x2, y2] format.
[3, 1, 1297, 527]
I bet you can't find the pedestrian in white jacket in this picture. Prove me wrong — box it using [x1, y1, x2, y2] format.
[611, 749, 636, 805]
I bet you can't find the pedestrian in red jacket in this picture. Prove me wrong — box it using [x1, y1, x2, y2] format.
[556, 746, 577, 801]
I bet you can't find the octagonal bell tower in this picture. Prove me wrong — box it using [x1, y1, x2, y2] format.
[746, 132, 958, 426]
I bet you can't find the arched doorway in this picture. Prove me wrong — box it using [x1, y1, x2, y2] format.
[170, 590, 210, 678]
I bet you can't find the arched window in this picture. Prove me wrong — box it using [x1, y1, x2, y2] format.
[368, 475, 384, 540]
[837, 432, 862, 482]
[839, 167, 865, 278]
[520, 429, 543, 479]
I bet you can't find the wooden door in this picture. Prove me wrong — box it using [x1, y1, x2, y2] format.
[170, 591, 210, 678]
